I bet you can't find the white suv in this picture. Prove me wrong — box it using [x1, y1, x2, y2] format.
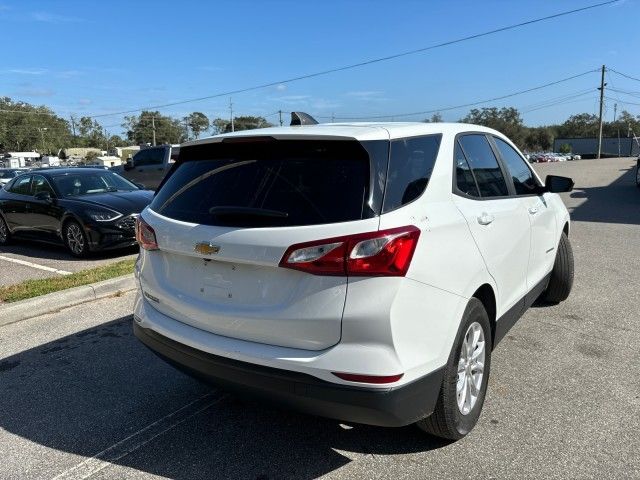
[133, 120, 574, 439]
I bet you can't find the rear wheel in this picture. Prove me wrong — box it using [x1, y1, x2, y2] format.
[635, 161, 640, 188]
[543, 232, 574, 303]
[416, 298, 492, 440]
[0, 215, 10, 245]
[64, 220, 89, 257]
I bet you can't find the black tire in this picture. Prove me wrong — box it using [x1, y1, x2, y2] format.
[416, 298, 492, 440]
[63, 219, 89, 257]
[0, 214, 10, 246]
[635, 161, 640, 188]
[543, 232, 574, 303]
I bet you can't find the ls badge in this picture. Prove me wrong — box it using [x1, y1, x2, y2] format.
[194, 242, 220, 255]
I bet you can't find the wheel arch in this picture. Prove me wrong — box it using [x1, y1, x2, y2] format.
[471, 283, 497, 347]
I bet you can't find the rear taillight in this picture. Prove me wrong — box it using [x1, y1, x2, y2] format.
[135, 217, 158, 251]
[279, 226, 420, 277]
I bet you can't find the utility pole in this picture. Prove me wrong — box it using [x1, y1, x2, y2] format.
[596, 64, 606, 159]
[151, 116, 156, 146]
[614, 103, 620, 158]
[39, 127, 47, 153]
[278, 110, 283, 126]
[184, 118, 189, 141]
[229, 98, 234, 132]
[331, 113, 335, 123]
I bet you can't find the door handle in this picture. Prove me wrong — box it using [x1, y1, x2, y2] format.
[528, 206, 539, 215]
[477, 212, 494, 225]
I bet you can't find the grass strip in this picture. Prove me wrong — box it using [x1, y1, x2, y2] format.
[0, 259, 135, 303]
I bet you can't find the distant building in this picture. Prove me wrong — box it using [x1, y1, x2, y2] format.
[3, 152, 40, 167]
[553, 137, 640, 158]
[109, 146, 140, 159]
[90, 156, 122, 168]
[63, 147, 102, 160]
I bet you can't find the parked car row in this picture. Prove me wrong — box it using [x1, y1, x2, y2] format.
[527, 152, 581, 163]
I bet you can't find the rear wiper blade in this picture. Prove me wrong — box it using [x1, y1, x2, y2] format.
[208, 206, 289, 218]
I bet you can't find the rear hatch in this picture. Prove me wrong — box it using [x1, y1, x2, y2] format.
[139, 137, 387, 350]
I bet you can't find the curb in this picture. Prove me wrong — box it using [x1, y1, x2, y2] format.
[0, 274, 136, 327]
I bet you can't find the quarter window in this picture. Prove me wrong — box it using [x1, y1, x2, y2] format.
[458, 135, 509, 197]
[493, 137, 539, 195]
[135, 147, 164, 166]
[382, 135, 441, 212]
[9, 175, 32, 195]
[454, 141, 480, 197]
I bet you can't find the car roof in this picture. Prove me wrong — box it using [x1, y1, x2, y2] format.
[182, 122, 503, 147]
[24, 167, 113, 177]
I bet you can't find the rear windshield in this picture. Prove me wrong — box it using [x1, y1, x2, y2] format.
[150, 139, 373, 227]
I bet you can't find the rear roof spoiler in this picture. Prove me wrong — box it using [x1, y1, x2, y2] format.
[290, 112, 319, 126]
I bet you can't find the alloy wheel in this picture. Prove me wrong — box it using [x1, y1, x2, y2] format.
[66, 223, 85, 255]
[456, 321, 486, 415]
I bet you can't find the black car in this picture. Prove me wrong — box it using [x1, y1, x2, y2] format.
[0, 168, 153, 257]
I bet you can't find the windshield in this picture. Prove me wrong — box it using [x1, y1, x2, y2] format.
[52, 171, 138, 197]
[0, 171, 17, 179]
[151, 139, 373, 227]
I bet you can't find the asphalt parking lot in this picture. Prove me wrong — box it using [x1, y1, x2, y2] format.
[0, 241, 138, 288]
[0, 157, 638, 479]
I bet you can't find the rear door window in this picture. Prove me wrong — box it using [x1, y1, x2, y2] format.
[458, 134, 509, 197]
[382, 134, 441, 212]
[493, 137, 539, 195]
[151, 139, 373, 227]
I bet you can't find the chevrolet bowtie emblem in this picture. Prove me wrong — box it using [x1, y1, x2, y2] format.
[194, 242, 220, 255]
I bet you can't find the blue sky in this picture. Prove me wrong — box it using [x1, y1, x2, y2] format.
[1, 0, 638, 135]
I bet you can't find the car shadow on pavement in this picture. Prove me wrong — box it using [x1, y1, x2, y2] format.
[0, 317, 449, 479]
[567, 164, 640, 226]
[0, 240, 138, 262]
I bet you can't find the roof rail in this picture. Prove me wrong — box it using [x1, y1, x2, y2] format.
[290, 112, 319, 126]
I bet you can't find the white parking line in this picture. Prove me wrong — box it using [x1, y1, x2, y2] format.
[0, 255, 72, 276]
[50, 393, 225, 480]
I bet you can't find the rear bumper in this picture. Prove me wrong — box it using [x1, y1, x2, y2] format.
[133, 322, 444, 427]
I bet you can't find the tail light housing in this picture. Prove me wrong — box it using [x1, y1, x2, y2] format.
[135, 217, 159, 251]
[279, 225, 420, 277]
[332, 372, 404, 384]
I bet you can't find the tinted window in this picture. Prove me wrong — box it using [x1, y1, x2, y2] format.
[9, 175, 32, 195]
[32, 175, 55, 196]
[0, 170, 17, 179]
[151, 140, 372, 227]
[493, 137, 539, 195]
[52, 172, 138, 197]
[458, 135, 509, 197]
[135, 147, 164, 166]
[454, 141, 480, 197]
[382, 135, 441, 212]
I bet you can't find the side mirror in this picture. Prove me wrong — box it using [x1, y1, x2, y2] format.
[34, 191, 53, 202]
[545, 175, 574, 193]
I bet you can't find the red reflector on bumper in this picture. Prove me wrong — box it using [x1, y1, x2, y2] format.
[332, 372, 404, 384]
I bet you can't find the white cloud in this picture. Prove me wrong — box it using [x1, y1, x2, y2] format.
[31, 11, 83, 23]
[5, 68, 47, 75]
[276, 84, 287, 91]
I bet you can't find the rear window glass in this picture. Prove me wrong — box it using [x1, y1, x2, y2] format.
[150, 139, 372, 227]
[382, 135, 441, 212]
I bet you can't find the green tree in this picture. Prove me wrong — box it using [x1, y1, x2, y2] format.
[556, 113, 599, 138]
[210, 116, 273, 134]
[185, 112, 210, 139]
[524, 127, 553, 151]
[461, 107, 526, 147]
[424, 113, 443, 123]
[123, 111, 185, 145]
[0, 97, 72, 152]
[558, 143, 572, 154]
[76, 116, 106, 148]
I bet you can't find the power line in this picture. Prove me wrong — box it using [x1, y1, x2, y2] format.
[609, 68, 640, 84]
[83, 1, 616, 119]
[323, 69, 598, 120]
